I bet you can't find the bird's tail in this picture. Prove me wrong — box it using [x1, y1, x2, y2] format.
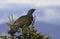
[8, 26, 19, 35]
[8, 29, 16, 36]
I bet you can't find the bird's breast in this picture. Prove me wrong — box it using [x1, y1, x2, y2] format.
[14, 16, 33, 28]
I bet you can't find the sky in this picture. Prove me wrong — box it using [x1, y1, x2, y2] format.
[0, 0, 60, 39]
[0, 0, 60, 25]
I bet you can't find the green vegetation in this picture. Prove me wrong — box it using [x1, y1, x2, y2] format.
[0, 15, 51, 39]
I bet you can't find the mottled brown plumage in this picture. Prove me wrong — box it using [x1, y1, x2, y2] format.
[8, 9, 36, 35]
[14, 16, 32, 28]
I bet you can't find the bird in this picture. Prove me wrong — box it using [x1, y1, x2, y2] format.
[8, 9, 36, 35]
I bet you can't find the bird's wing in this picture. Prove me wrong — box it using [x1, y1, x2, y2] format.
[14, 15, 32, 27]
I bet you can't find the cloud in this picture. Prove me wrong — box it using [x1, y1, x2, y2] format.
[0, 2, 60, 25]
[37, 7, 60, 25]
[0, 0, 60, 7]
[0, 14, 18, 24]
[0, 32, 7, 36]
[0, 32, 10, 36]
[0, 19, 8, 24]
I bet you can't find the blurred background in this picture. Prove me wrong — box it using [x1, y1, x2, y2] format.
[0, 0, 60, 39]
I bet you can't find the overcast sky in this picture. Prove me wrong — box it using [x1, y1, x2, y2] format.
[0, 0, 60, 39]
[0, 0, 60, 24]
[0, 0, 60, 6]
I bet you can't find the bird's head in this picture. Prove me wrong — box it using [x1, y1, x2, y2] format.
[27, 9, 36, 15]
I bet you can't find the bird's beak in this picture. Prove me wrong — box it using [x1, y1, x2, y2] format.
[31, 9, 36, 12]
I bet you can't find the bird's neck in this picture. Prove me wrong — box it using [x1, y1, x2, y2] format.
[27, 13, 32, 16]
[27, 11, 34, 20]
[26, 14, 33, 20]
[27, 12, 32, 17]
